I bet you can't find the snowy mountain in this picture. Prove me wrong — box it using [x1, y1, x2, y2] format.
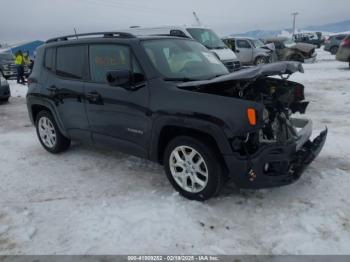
[304, 19, 350, 33]
[231, 19, 350, 38]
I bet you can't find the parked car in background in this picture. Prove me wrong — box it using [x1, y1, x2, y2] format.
[264, 37, 317, 63]
[222, 37, 273, 65]
[125, 26, 241, 71]
[0, 52, 31, 79]
[336, 35, 350, 68]
[324, 34, 347, 55]
[0, 75, 10, 102]
[293, 32, 323, 48]
[27, 32, 327, 200]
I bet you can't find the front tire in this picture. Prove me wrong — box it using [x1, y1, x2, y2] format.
[255, 56, 267, 65]
[35, 110, 71, 154]
[0, 97, 9, 103]
[163, 136, 224, 201]
[330, 46, 338, 55]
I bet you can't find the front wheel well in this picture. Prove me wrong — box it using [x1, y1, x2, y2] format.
[157, 126, 228, 173]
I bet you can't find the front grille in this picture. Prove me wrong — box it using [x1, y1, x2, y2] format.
[223, 61, 241, 71]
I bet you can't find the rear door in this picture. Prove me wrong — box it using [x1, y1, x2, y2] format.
[84, 43, 151, 158]
[235, 39, 253, 64]
[45, 44, 90, 140]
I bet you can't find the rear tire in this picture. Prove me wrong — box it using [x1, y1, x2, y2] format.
[330, 46, 338, 55]
[163, 136, 224, 201]
[35, 110, 71, 154]
[0, 97, 9, 103]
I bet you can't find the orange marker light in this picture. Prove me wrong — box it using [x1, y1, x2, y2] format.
[247, 108, 257, 126]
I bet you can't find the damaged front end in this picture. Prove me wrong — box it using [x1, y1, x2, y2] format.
[178, 62, 327, 188]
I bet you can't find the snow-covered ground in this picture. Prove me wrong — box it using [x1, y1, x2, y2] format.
[0, 49, 349, 255]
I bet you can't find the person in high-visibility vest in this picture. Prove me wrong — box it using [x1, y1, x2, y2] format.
[23, 51, 31, 66]
[15, 50, 25, 84]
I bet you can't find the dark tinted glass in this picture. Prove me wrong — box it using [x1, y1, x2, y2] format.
[336, 35, 346, 41]
[237, 40, 251, 48]
[89, 45, 131, 83]
[56, 45, 85, 79]
[44, 48, 54, 71]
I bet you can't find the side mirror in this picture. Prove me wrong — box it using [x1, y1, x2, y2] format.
[106, 70, 131, 87]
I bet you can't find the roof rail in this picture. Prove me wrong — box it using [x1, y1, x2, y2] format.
[46, 32, 136, 43]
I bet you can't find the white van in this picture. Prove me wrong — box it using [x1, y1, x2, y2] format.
[125, 26, 241, 71]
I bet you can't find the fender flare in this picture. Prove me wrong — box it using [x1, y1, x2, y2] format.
[149, 115, 233, 162]
[27, 95, 69, 138]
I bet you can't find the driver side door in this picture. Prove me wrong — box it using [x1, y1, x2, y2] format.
[235, 39, 253, 64]
[84, 44, 151, 158]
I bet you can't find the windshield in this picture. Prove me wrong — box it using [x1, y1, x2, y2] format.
[0, 53, 14, 61]
[142, 39, 229, 81]
[252, 39, 265, 48]
[186, 28, 226, 49]
[283, 39, 296, 48]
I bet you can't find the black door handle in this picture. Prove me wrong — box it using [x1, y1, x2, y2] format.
[47, 85, 57, 92]
[86, 91, 101, 103]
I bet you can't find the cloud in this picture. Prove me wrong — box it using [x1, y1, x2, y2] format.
[0, 0, 348, 42]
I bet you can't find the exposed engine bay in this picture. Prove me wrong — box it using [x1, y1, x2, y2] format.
[196, 77, 309, 147]
[177, 62, 312, 153]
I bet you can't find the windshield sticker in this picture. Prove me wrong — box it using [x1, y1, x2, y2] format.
[202, 52, 221, 64]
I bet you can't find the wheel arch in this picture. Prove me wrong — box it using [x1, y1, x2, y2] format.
[28, 97, 69, 138]
[149, 118, 233, 171]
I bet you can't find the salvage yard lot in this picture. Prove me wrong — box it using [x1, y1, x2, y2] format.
[0, 49, 350, 254]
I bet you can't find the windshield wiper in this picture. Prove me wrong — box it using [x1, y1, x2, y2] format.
[163, 77, 198, 82]
[209, 74, 226, 80]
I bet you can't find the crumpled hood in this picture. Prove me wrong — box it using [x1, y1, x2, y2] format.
[177, 61, 304, 88]
[212, 47, 238, 60]
[291, 43, 315, 53]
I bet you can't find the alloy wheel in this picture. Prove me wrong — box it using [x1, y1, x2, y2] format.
[38, 116, 57, 148]
[169, 146, 208, 193]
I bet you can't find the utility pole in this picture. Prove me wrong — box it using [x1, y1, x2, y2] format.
[193, 11, 202, 27]
[291, 12, 299, 35]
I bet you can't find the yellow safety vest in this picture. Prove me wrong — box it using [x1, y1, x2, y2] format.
[15, 55, 24, 65]
[23, 56, 31, 65]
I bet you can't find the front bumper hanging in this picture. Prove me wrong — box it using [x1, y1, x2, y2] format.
[224, 123, 328, 189]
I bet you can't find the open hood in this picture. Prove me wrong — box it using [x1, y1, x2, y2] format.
[177, 61, 304, 88]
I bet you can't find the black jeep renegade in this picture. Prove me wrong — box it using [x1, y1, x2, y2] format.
[26, 32, 327, 200]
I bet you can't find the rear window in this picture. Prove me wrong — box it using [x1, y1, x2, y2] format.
[336, 35, 346, 41]
[56, 45, 85, 79]
[44, 48, 55, 71]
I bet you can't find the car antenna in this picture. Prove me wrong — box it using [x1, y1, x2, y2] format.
[74, 28, 78, 39]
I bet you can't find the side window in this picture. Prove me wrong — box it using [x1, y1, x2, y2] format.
[56, 45, 85, 79]
[89, 44, 131, 83]
[44, 48, 55, 71]
[170, 30, 187, 38]
[224, 39, 235, 50]
[236, 40, 251, 49]
[274, 42, 283, 49]
[336, 35, 345, 41]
